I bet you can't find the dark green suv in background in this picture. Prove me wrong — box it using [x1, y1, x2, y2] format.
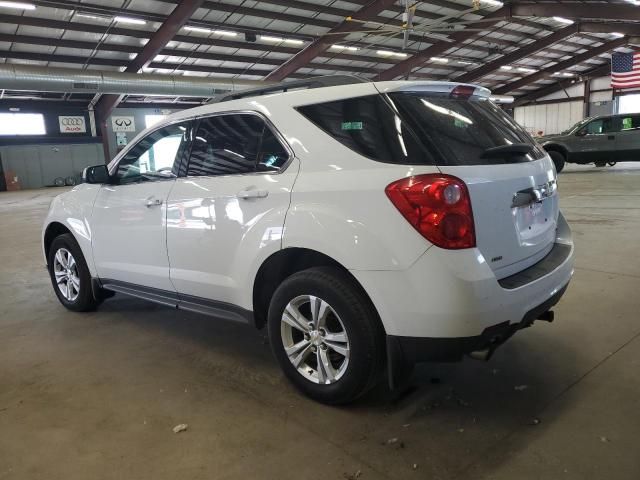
[540, 113, 640, 172]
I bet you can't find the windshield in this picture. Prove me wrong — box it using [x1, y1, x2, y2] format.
[561, 117, 593, 135]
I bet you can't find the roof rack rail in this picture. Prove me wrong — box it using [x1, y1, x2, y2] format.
[209, 74, 368, 104]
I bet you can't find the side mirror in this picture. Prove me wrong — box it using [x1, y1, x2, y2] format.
[82, 164, 110, 184]
[576, 129, 587, 137]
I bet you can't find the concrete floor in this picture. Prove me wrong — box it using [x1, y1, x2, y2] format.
[1, 163, 640, 480]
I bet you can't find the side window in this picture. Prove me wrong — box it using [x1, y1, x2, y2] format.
[116, 122, 190, 183]
[256, 127, 289, 172]
[621, 115, 640, 132]
[187, 114, 289, 177]
[585, 118, 613, 135]
[297, 95, 433, 165]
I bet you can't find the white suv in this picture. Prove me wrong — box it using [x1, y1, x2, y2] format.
[43, 77, 574, 404]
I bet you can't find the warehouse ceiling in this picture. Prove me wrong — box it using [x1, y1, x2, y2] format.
[0, 0, 639, 107]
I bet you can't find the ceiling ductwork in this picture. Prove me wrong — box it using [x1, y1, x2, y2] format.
[0, 64, 268, 97]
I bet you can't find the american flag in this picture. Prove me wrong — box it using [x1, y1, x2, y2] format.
[611, 52, 640, 89]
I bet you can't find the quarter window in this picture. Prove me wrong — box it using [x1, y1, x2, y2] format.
[297, 95, 432, 165]
[187, 114, 289, 177]
[116, 122, 190, 184]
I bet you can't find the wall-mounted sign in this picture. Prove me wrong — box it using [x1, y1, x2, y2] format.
[116, 132, 128, 147]
[58, 115, 86, 133]
[111, 116, 136, 132]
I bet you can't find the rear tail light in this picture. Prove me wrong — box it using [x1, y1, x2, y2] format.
[385, 174, 476, 249]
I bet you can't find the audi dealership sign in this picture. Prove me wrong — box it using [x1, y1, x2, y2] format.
[58, 116, 87, 133]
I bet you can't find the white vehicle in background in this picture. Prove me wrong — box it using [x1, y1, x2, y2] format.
[43, 76, 574, 404]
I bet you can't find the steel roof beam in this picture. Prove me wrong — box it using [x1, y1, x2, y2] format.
[494, 37, 628, 95]
[265, 0, 400, 81]
[94, 0, 206, 159]
[376, 7, 508, 81]
[511, 2, 640, 21]
[455, 24, 580, 83]
[514, 64, 611, 107]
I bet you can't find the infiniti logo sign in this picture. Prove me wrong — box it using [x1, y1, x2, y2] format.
[111, 115, 136, 132]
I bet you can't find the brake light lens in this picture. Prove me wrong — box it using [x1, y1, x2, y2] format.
[450, 85, 476, 99]
[385, 174, 476, 249]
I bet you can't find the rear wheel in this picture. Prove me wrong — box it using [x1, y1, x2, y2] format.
[267, 267, 384, 404]
[547, 150, 565, 173]
[48, 233, 99, 312]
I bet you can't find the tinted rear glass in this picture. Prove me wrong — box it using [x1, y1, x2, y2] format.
[297, 93, 545, 166]
[388, 92, 546, 165]
[296, 95, 435, 165]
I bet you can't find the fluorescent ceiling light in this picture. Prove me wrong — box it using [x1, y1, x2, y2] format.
[212, 30, 237, 37]
[611, 32, 625, 38]
[184, 26, 210, 33]
[553, 16, 574, 25]
[517, 67, 537, 73]
[114, 16, 146, 25]
[482, 0, 504, 6]
[75, 13, 101, 20]
[0, 2, 36, 9]
[431, 57, 448, 63]
[500, 65, 513, 70]
[377, 50, 408, 58]
[457, 60, 475, 65]
[331, 44, 359, 52]
[260, 35, 303, 45]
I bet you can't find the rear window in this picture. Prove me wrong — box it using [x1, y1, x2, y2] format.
[297, 93, 545, 166]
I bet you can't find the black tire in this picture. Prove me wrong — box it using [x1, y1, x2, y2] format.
[267, 267, 385, 405]
[608, 162, 617, 167]
[595, 161, 606, 168]
[548, 150, 565, 173]
[47, 233, 99, 312]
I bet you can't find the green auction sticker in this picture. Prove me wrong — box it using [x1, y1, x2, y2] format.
[341, 121, 363, 130]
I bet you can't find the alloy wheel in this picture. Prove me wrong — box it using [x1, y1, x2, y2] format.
[280, 295, 350, 385]
[53, 248, 80, 302]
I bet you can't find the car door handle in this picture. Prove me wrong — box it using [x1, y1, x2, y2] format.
[145, 197, 163, 208]
[237, 189, 269, 200]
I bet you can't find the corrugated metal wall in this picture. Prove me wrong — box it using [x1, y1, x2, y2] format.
[0, 143, 104, 189]
[515, 101, 584, 136]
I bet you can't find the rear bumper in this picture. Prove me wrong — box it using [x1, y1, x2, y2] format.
[387, 282, 568, 364]
[350, 212, 574, 339]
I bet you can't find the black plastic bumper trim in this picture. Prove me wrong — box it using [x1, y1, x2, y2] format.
[387, 282, 569, 385]
[498, 243, 572, 290]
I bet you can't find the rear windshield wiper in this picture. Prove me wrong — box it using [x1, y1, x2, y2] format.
[481, 143, 533, 159]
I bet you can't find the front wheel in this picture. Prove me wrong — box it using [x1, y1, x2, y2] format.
[48, 233, 99, 312]
[547, 151, 566, 173]
[267, 267, 385, 405]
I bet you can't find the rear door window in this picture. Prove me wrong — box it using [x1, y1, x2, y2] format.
[620, 115, 640, 132]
